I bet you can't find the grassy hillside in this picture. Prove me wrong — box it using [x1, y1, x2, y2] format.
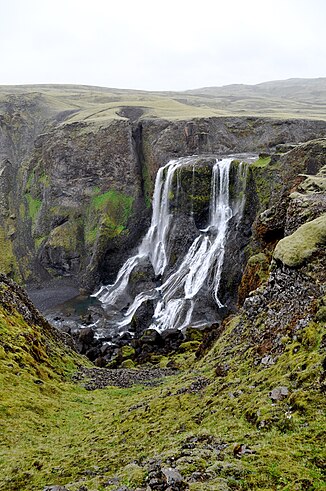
[0, 261, 325, 490]
[0, 78, 325, 122]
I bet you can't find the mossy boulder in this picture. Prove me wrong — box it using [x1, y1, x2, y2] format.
[120, 358, 136, 369]
[274, 214, 326, 267]
[121, 345, 136, 360]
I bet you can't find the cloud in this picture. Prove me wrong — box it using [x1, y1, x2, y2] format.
[0, 0, 325, 89]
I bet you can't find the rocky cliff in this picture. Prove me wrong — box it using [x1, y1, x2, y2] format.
[0, 88, 325, 292]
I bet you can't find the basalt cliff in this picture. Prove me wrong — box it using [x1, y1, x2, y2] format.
[0, 87, 326, 293]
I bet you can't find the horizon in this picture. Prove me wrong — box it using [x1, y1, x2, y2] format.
[1, 76, 325, 94]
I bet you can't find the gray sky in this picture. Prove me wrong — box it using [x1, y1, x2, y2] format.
[0, 0, 325, 90]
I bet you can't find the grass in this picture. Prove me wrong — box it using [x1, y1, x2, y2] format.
[0, 296, 325, 490]
[251, 155, 272, 168]
[1, 81, 325, 122]
[25, 194, 42, 223]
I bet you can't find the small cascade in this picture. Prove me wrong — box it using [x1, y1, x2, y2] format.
[94, 156, 249, 335]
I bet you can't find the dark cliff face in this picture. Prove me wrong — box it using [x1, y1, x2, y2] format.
[18, 119, 145, 289]
[139, 117, 326, 196]
[0, 92, 325, 292]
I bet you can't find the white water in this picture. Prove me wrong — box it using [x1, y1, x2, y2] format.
[94, 156, 248, 333]
[94, 157, 194, 306]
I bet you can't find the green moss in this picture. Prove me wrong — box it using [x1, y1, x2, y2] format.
[315, 306, 326, 323]
[179, 341, 201, 353]
[185, 327, 204, 342]
[91, 189, 133, 222]
[35, 236, 46, 250]
[47, 221, 78, 252]
[141, 159, 153, 208]
[25, 194, 42, 223]
[274, 214, 326, 267]
[121, 346, 136, 360]
[252, 155, 272, 168]
[38, 172, 50, 188]
[85, 224, 99, 245]
[248, 252, 268, 265]
[120, 359, 136, 369]
[85, 188, 134, 246]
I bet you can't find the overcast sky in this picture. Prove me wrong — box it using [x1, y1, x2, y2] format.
[0, 0, 325, 91]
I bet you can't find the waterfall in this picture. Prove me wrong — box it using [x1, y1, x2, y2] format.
[94, 156, 248, 333]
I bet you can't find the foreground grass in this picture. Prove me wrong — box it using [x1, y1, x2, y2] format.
[0, 309, 325, 490]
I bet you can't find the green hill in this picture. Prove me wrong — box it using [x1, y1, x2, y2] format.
[1, 78, 325, 122]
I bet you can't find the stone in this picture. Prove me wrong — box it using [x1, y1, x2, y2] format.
[274, 214, 326, 268]
[162, 467, 187, 486]
[43, 486, 69, 491]
[270, 386, 289, 401]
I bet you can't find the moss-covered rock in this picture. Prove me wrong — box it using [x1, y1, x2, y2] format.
[120, 359, 136, 369]
[121, 345, 136, 360]
[274, 214, 326, 267]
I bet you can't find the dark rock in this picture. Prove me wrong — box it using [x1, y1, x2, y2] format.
[161, 329, 185, 352]
[78, 327, 94, 345]
[233, 443, 254, 458]
[130, 300, 155, 337]
[214, 364, 228, 377]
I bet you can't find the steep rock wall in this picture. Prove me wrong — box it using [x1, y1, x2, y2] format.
[0, 96, 325, 292]
[16, 119, 147, 289]
[139, 117, 326, 198]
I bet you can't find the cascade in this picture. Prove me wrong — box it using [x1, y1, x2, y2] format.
[94, 156, 248, 334]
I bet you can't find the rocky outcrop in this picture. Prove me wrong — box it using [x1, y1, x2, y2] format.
[0, 272, 79, 375]
[139, 117, 326, 197]
[238, 138, 326, 307]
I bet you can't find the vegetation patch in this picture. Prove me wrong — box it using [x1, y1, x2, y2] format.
[0, 227, 20, 280]
[25, 194, 42, 223]
[85, 189, 134, 245]
[251, 155, 272, 168]
[47, 221, 78, 252]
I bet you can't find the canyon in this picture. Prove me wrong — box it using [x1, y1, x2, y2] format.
[0, 80, 325, 490]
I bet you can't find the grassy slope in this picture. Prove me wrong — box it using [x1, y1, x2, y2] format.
[0, 78, 326, 122]
[0, 293, 325, 490]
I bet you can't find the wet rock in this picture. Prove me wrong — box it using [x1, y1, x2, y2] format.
[161, 329, 185, 352]
[130, 300, 155, 338]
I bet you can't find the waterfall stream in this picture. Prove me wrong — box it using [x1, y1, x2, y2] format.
[94, 156, 249, 334]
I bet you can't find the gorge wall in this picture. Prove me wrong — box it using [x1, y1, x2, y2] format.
[0, 91, 326, 293]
